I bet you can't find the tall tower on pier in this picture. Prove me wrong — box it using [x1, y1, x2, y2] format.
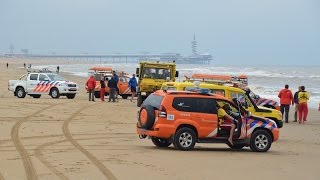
[191, 34, 198, 56]
[9, 43, 14, 54]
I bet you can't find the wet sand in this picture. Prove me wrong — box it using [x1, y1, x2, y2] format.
[0, 58, 320, 180]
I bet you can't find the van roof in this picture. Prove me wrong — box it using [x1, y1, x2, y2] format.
[163, 81, 245, 93]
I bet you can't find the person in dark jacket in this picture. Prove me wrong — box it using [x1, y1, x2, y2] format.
[108, 75, 117, 102]
[100, 76, 106, 101]
[86, 75, 96, 101]
[128, 74, 138, 102]
[293, 86, 301, 122]
[112, 71, 119, 101]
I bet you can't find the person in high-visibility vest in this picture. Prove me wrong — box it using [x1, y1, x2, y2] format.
[298, 86, 310, 124]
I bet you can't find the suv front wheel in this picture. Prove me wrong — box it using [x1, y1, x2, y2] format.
[173, 127, 196, 151]
[250, 129, 272, 152]
[151, 137, 172, 147]
[50, 88, 60, 99]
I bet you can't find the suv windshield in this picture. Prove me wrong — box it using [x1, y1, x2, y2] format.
[142, 67, 171, 79]
[143, 94, 164, 109]
[48, 74, 65, 81]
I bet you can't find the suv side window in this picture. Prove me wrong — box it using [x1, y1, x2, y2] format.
[143, 94, 164, 109]
[231, 92, 250, 107]
[172, 97, 217, 114]
[29, 74, 38, 81]
[39, 74, 49, 81]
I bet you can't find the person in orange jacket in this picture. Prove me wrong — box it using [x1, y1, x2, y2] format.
[278, 84, 294, 123]
[86, 75, 96, 101]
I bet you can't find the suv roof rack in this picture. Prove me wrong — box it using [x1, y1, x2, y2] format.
[27, 68, 53, 73]
[184, 87, 211, 94]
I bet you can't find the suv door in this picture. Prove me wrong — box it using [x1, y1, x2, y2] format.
[27, 74, 39, 93]
[172, 97, 218, 138]
[38, 74, 50, 94]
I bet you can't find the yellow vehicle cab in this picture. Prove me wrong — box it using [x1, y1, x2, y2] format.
[161, 81, 283, 128]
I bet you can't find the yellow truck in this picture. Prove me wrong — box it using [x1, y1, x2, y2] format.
[161, 81, 283, 128]
[136, 61, 178, 107]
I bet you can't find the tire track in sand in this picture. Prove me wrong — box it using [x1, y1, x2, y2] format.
[34, 139, 70, 180]
[0, 172, 4, 180]
[34, 136, 111, 180]
[11, 103, 64, 180]
[62, 105, 117, 180]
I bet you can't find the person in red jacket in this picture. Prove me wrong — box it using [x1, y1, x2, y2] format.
[86, 75, 96, 101]
[278, 84, 294, 123]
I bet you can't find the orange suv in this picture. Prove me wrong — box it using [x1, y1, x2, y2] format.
[136, 89, 279, 152]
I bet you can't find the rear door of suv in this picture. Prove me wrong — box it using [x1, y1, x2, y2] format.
[171, 96, 218, 138]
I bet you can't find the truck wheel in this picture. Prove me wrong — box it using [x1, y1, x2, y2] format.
[94, 91, 100, 98]
[173, 127, 196, 151]
[66, 94, 76, 99]
[16, 87, 26, 98]
[137, 94, 143, 107]
[121, 95, 128, 99]
[31, 95, 41, 98]
[50, 88, 60, 99]
[250, 129, 272, 152]
[151, 137, 172, 147]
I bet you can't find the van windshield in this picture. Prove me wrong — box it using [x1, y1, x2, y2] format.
[143, 94, 164, 109]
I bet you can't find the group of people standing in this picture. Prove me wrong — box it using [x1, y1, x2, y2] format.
[278, 84, 310, 124]
[86, 71, 137, 103]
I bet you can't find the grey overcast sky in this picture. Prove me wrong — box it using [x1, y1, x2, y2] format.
[0, 0, 319, 65]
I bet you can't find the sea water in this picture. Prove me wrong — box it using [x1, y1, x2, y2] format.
[35, 63, 320, 109]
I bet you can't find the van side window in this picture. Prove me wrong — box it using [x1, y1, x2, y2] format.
[29, 74, 38, 81]
[231, 92, 250, 107]
[173, 97, 217, 114]
[210, 89, 225, 96]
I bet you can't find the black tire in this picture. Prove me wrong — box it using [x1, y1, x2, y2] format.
[138, 105, 155, 129]
[16, 87, 26, 98]
[151, 137, 172, 147]
[50, 88, 60, 99]
[94, 91, 100, 98]
[250, 129, 272, 152]
[31, 94, 41, 98]
[227, 143, 245, 150]
[137, 94, 143, 107]
[121, 95, 128, 99]
[66, 94, 76, 99]
[173, 127, 196, 151]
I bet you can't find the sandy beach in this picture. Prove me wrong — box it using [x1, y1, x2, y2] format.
[0, 58, 320, 180]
